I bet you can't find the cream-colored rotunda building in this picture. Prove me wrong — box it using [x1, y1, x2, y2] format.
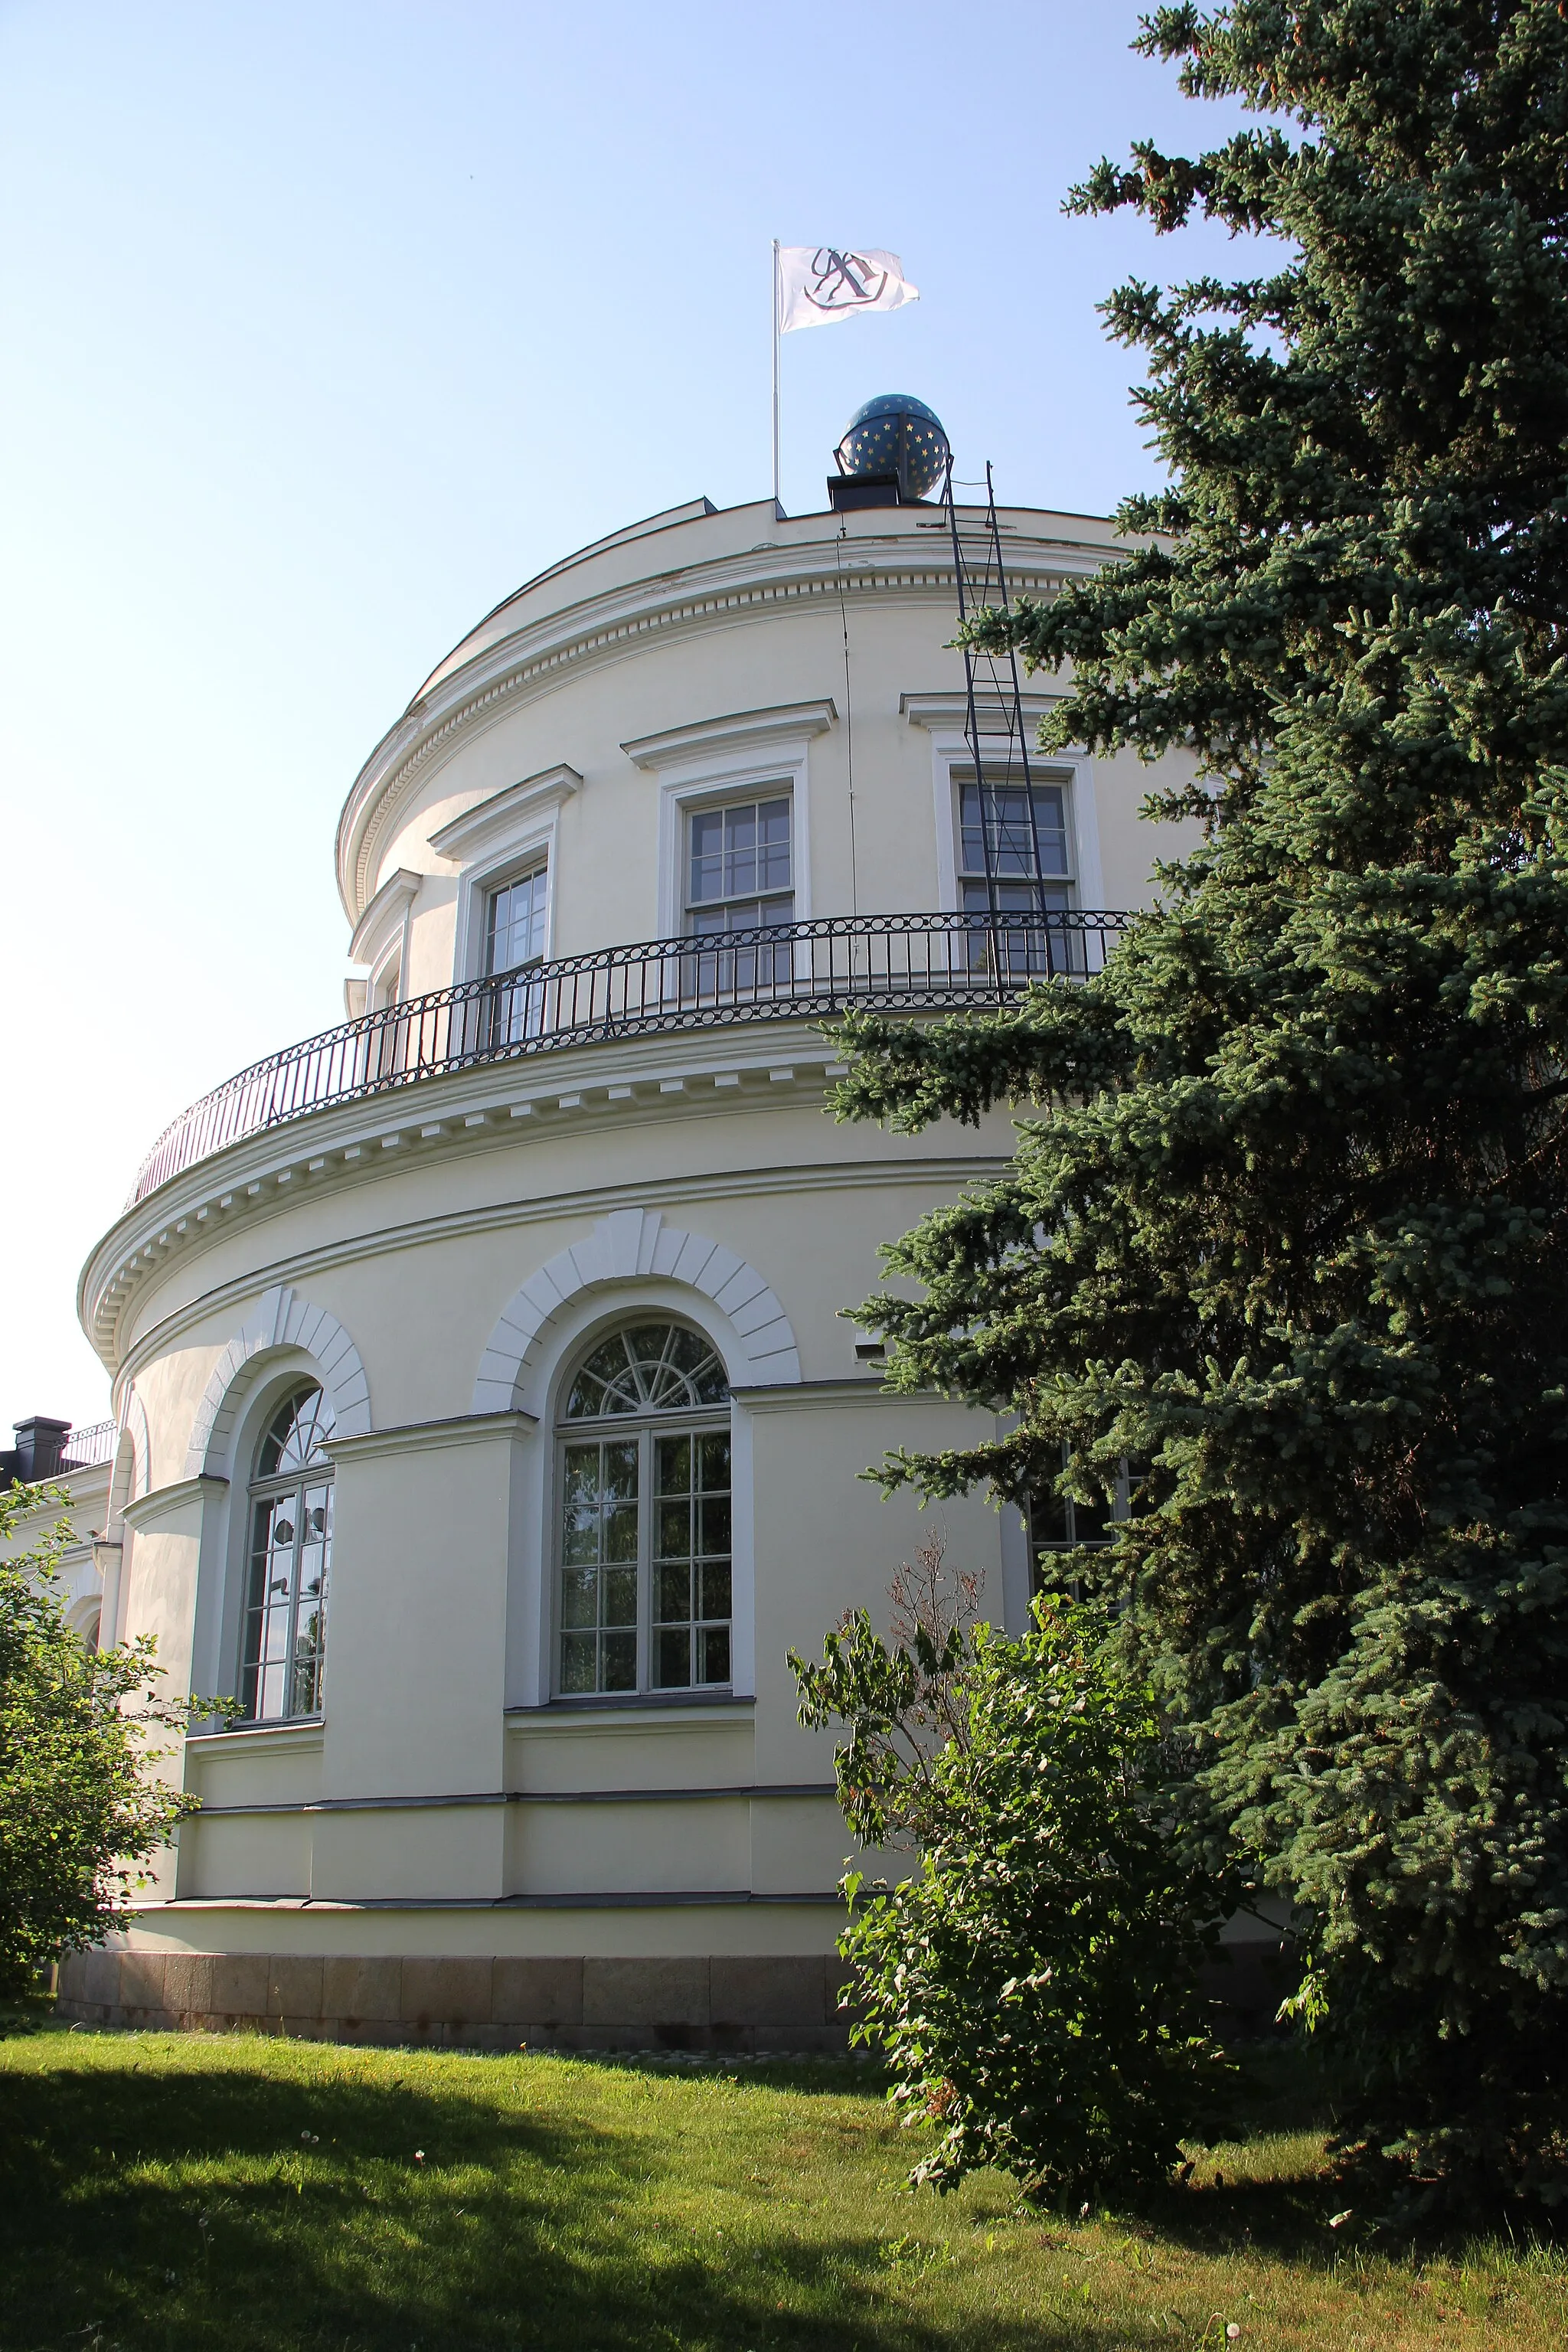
[57, 443, 1195, 2048]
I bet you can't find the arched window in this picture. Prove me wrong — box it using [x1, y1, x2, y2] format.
[557, 1321, 730, 1697]
[240, 1383, 335, 1722]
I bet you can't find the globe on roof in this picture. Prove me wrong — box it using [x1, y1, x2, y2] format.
[833, 394, 950, 501]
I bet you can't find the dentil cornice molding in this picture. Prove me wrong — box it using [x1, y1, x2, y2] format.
[76, 1020, 885, 1375]
[335, 522, 1109, 927]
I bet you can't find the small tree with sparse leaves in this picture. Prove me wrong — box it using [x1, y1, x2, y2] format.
[0, 1483, 204, 1998]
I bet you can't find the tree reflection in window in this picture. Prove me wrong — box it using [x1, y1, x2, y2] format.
[240, 1384, 334, 1722]
[559, 1321, 730, 1696]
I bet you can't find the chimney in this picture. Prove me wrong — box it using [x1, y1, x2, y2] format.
[9, 1417, 73, 1481]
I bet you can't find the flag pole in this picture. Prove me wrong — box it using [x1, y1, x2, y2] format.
[771, 240, 782, 511]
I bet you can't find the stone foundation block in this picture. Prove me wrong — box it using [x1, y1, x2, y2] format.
[492, 1955, 583, 2027]
[268, 1956, 324, 2019]
[52, 1947, 861, 2052]
[163, 1953, 216, 2017]
[210, 1954, 269, 2020]
[120, 1951, 170, 2014]
[322, 1956, 401, 2027]
[712, 1955, 826, 2030]
[583, 1956, 710, 2038]
[83, 1949, 122, 2007]
[400, 1957, 493, 2033]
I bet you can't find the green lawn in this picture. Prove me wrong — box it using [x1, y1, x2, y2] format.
[1, 2015, 1563, 2350]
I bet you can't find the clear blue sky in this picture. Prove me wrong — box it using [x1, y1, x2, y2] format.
[0, 1, 1253, 1430]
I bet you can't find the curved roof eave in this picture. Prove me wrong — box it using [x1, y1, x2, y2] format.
[333, 493, 1132, 927]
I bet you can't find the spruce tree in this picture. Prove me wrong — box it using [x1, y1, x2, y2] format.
[835, 0, 1568, 2213]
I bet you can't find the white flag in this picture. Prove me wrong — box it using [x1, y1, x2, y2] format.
[777, 247, 918, 334]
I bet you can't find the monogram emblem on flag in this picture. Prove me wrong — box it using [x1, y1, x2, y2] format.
[803, 250, 891, 314]
[776, 246, 918, 335]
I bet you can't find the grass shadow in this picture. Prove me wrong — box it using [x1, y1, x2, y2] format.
[0, 2034, 1128, 2352]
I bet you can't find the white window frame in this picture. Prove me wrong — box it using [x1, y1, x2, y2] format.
[345, 867, 420, 1018]
[619, 701, 835, 940]
[548, 1315, 738, 1704]
[505, 1289, 756, 1713]
[479, 861, 551, 979]
[658, 761, 808, 943]
[429, 765, 580, 985]
[554, 1403, 733, 1700]
[929, 732, 1105, 914]
[900, 698, 1105, 913]
[238, 1383, 335, 1726]
[678, 780, 799, 939]
[369, 947, 402, 1013]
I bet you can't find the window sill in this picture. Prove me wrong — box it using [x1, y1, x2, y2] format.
[187, 1716, 324, 1755]
[507, 1690, 753, 1718]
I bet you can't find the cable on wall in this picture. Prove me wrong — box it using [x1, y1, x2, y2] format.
[833, 518, 860, 916]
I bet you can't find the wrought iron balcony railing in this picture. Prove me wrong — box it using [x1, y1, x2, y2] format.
[60, 1419, 118, 1470]
[129, 908, 1130, 1206]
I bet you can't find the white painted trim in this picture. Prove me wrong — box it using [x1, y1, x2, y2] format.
[348, 868, 420, 1015]
[186, 1721, 325, 1759]
[1067, 752, 1106, 910]
[922, 727, 1104, 913]
[326, 1410, 536, 1463]
[184, 1285, 373, 1478]
[347, 867, 420, 969]
[651, 743, 816, 940]
[428, 765, 581, 862]
[110, 1387, 152, 1514]
[474, 1208, 801, 1414]
[517, 1276, 773, 1710]
[727, 1396, 756, 1700]
[121, 1474, 229, 1533]
[900, 690, 1062, 734]
[621, 701, 835, 772]
[444, 796, 569, 988]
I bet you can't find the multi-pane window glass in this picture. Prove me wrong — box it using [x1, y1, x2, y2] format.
[956, 772, 1072, 912]
[240, 1386, 335, 1722]
[485, 865, 548, 975]
[1028, 1449, 1134, 1596]
[558, 1322, 732, 1697]
[655, 1432, 731, 1689]
[560, 1438, 639, 1694]
[482, 864, 549, 1046]
[956, 770, 1076, 978]
[686, 796, 792, 935]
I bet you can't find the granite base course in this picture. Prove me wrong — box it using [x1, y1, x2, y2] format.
[55, 1950, 853, 2053]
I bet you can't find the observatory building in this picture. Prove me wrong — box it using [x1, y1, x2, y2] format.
[56, 407, 1197, 2047]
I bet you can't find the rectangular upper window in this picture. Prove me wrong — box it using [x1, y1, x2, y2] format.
[1028, 1449, 1139, 1599]
[685, 795, 792, 936]
[485, 864, 548, 975]
[955, 770, 1073, 916]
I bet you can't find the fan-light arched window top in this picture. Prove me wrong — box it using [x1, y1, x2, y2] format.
[564, 1322, 729, 1419]
[257, 1386, 336, 1477]
[240, 1384, 335, 1723]
[558, 1320, 731, 1697]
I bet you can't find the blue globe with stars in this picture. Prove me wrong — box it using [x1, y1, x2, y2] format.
[834, 394, 950, 501]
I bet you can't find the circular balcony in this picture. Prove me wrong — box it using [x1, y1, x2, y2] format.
[129, 909, 1130, 1205]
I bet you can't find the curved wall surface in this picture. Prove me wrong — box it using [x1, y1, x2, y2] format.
[63, 492, 1200, 2050]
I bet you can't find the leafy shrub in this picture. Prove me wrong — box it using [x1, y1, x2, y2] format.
[792, 1560, 1235, 2204]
